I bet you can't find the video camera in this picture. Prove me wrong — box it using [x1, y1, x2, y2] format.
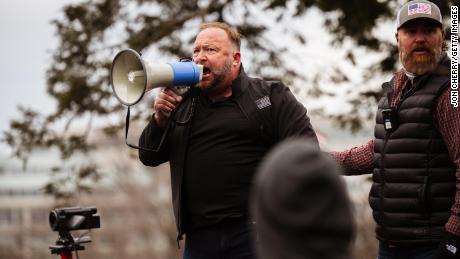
[49, 206, 101, 258]
[49, 206, 100, 232]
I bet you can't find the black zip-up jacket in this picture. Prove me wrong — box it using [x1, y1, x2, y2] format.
[138, 67, 318, 238]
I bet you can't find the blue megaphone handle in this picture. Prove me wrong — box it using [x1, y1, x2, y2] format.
[169, 62, 201, 86]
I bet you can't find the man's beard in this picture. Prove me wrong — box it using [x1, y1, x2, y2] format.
[399, 42, 442, 75]
[202, 57, 233, 93]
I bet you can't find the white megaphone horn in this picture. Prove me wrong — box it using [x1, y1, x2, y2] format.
[110, 48, 203, 106]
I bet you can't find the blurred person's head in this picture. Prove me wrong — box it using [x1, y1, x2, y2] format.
[395, 0, 445, 75]
[251, 139, 355, 259]
[193, 22, 241, 98]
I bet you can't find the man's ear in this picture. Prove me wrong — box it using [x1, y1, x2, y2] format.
[233, 51, 241, 66]
[395, 32, 399, 43]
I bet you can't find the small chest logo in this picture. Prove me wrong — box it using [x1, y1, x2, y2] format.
[255, 96, 271, 109]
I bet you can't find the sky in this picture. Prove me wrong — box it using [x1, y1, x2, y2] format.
[0, 1, 80, 152]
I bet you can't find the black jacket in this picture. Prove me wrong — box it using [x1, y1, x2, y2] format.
[138, 67, 318, 237]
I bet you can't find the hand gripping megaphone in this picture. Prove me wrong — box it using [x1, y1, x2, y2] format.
[110, 49, 203, 151]
[110, 48, 203, 106]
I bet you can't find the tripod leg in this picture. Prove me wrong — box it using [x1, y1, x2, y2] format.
[60, 250, 73, 259]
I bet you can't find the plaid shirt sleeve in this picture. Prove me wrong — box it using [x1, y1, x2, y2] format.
[330, 70, 403, 176]
[436, 88, 460, 237]
[330, 140, 374, 175]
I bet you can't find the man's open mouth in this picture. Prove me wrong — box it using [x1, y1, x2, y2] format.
[412, 47, 430, 55]
[203, 67, 212, 76]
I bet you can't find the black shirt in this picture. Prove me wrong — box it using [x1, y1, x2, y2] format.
[183, 92, 268, 230]
[138, 67, 319, 236]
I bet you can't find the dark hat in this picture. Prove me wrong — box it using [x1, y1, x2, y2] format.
[251, 139, 355, 259]
[396, 0, 443, 29]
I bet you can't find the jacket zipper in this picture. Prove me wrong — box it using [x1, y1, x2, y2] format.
[176, 96, 195, 248]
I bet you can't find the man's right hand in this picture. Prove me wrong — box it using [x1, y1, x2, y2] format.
[153, 88, 183, 128]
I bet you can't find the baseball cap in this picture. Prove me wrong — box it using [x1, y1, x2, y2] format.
[396, 0, 443, 29]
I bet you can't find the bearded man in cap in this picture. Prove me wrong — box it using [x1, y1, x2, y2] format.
[332, 1, 459, 258]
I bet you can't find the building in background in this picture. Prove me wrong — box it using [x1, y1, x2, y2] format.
[0, 118, 376, 258]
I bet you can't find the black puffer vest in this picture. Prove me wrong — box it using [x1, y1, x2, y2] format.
[370, 55, 455, 246]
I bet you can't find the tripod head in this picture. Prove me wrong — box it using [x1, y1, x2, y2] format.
[48, 206, 101, 259]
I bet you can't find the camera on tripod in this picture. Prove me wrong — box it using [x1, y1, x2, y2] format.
[49, 206, 100, 232]
[49, 206, 101, 258]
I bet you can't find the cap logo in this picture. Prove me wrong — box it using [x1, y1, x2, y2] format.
[408, 3, 431, 15]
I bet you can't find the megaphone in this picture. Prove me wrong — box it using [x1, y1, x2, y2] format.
[110, 49, 203, 106]
[111, 49, 202, 152]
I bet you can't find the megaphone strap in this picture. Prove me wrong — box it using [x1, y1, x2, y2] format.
[173, 90, 198, 126]
[124, 106, 170, 152]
